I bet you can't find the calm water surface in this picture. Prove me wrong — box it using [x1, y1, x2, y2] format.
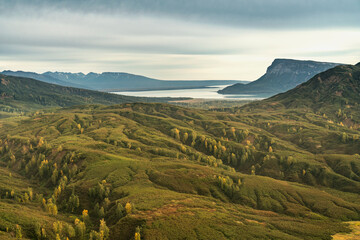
[113, 85, 265, 100]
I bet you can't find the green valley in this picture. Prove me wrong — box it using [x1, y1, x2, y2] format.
[0, 63, 359, 239]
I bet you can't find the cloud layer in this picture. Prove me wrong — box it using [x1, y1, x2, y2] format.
[0, 0, 359, 80]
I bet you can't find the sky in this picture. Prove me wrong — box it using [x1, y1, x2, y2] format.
[0, 0, 359, 80]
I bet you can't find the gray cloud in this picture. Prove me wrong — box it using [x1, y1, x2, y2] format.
[0, 0, 359, 80]
[1, 0, 359, 28]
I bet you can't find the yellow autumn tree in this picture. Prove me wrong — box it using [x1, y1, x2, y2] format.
[125, 202, 132, 215]
[134, 226, 141, 240]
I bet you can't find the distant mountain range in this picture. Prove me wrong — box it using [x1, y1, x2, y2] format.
[1, 70, 247, 91]
[218, 59, 341, 96]
[0, 74, 187, 112]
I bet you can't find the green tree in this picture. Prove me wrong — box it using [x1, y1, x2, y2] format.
[90, 230, 101, 240]
[51, 169, 58, 185]
[68, 193, 80, 212]
[115, 202, 125, 219]
[64, 223, 75, 238]
[98, 207, 105, 218]
[34, 223, 41, 240]
[75, 219, 86, 240]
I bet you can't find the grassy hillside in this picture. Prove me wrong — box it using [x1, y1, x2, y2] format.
[238, 63, 360, 122]
[256, 63, 360, 111]
[1, 63, 360, 239]
[0, 102, 359, 239]
[0, 74, 187, 116]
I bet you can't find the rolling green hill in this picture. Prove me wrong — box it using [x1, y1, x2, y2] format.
[0, 74, 187, 115]
[0, 63, 360, 239]
[1, 101, 359, 239]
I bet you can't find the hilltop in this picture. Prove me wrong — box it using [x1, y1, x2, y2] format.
[218, 59, 340, 96]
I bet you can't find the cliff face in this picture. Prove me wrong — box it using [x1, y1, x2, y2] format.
[242, 63, 360, 112]
[219, 59, 340, 95]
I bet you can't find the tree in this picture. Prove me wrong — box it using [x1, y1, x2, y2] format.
[98, 207, 105, 218]
[41, 227, 47, 238]
[268, 146, 273, 153]
[115, 202, 125, 219]
[53, 221, 63, 235]
[24, 193, 29, 202]
[99, 219, 109, 240]
[182, 132, 189, 143]
[50, 203, 58, 215]
[89, 219, 109, 240]
[68, 193, 80, 212]
[125, 202, 132, 215]
[34, 223, 42, 240]
[134, 226, 141, 240]
[172, 128, 180, 140]
[341, 132, 348, 143]
[51, 169, 58, 185]
[64, 224, 75, 238]
[15, 224, 22, 239]
[90, 230, 101, 240]
[103, 198, 110, 209]
[94, 203, 100, 216]
[28, 188, 33, 201]
[237, 179, 242, 185]
[251, 165, 256, 175]
[75, 219, 86, 240]
[82, 209, 90, 224]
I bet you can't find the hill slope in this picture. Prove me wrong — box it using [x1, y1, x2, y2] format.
[218, 59, 340, 96]
[0, 74, 185, 114]
[260, 63, 360, 110]
[244, 63, 360, 116]
[2, 70, 247, 91]
[0, 102, 359, 239]
[1, 70, 88, 89]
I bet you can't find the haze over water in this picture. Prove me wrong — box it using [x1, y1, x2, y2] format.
[113, 85, 265, 100]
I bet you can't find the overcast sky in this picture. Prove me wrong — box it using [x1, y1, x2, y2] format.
[0, 0, 359, 80]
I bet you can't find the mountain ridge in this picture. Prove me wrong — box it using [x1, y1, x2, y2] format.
[247, 63, 360, 112]
[2, 70, 247, 91]
[1, 70, 89, 89]
[218, 58, 341, 96]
